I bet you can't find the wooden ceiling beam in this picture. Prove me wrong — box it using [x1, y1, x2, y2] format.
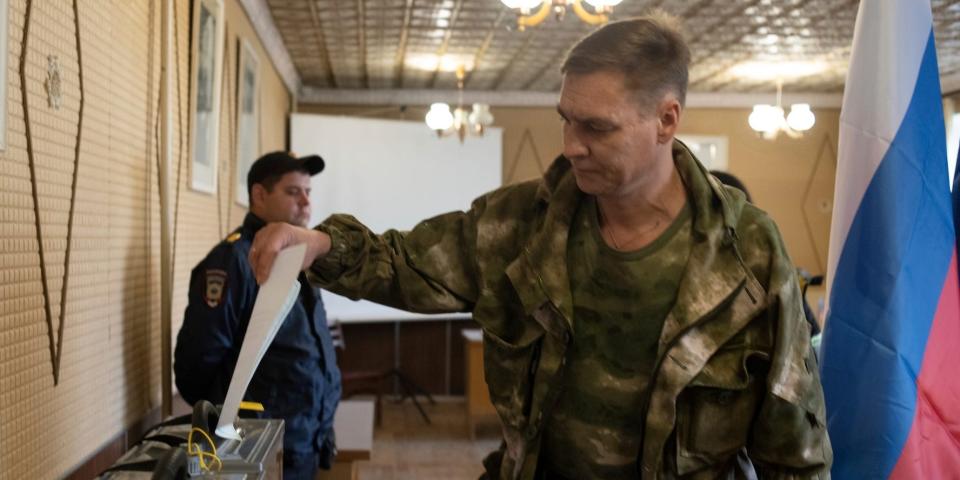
[393, 0, 415, 88]
[520, 46, 566, 91]
[462, 9, 507, 88]
[357, 0, 369, 88]
[306, 0, 338, 87]
[492, 30, 538, 90]
[427, 0, 466, 89]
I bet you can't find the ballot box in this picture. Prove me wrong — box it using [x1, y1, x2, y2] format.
[98, 416, 283, 479]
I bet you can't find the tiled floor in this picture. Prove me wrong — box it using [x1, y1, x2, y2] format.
[355, 397, 501, 480]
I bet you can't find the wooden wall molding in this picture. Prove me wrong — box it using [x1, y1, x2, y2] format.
[19, 0, 86, 385]
[505, 127, 545, 184]
[801, 134, 838, 274]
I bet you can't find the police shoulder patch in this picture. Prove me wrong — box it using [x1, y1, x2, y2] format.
[205, 269, 228, 308]
[226, 232, 242, 243]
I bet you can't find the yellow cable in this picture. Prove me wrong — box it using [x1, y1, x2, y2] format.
[187, 428, 223, 471]
[191, 428, 222, 471]
[187, 427, 223, 471]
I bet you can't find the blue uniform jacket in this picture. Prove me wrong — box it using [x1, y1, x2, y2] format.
[174, 213, 342, 457]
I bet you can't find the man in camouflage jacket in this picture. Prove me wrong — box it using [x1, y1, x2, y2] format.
[249, 12, 831, 480]
[299, 143, 831, 479]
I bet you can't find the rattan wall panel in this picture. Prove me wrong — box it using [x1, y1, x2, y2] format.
[3, 0, 160, 477]
[167, 0, 192, 331]
[0, 0, 291, 477]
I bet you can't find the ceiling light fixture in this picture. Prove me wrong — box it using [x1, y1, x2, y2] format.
[500, 0, 622, 30]
[729, 60, 827, 81]
[425, 66, 494, 143]
[748, 79, 815, 140]
[406, 54, 475, 72]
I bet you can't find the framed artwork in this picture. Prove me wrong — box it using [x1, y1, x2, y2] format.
[235, 38, 260, 206]
[189, 0, 225, 193]
[677, 134, 729, 172]
[0, 0, 7, 150]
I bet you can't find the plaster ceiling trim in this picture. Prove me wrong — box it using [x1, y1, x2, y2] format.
[687, 92, 844, 109]
[299, 87, 844, 108]
[240, 0, 301, 96]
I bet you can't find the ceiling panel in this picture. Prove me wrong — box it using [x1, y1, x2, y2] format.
[266, 0, 960, 96]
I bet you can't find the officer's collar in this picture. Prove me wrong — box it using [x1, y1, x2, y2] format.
[243, 212, 268, 234]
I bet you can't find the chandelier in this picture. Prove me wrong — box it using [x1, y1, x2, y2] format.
[748, 79, 816, 140]
[424, 66, 494, 143]
[500, 0, 623, 30]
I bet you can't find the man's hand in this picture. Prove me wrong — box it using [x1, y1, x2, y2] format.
[249, 223, 332, 284]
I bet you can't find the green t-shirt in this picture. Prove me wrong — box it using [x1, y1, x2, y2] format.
[541, 196, 692, 479]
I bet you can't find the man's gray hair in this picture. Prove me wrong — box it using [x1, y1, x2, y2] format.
[562, 11, 691, 109]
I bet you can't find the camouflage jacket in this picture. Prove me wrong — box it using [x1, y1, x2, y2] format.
[308, 141, 832, 479]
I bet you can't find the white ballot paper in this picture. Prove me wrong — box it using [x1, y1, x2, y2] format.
[215, 243, 306, 440]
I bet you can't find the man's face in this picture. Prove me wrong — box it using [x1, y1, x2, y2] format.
[252, 171, 312, 227]
[558, 70, 676, 198]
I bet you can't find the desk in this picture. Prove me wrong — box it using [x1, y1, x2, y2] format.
[318, 399, 374, 480]
[463, 329, 498, 440]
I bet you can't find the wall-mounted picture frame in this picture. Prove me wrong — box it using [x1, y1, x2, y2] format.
[677, 134, 729, 172]
[189, 0, 225, 194]
[235, 38, 260, 207]
[0, 0, 8, 151]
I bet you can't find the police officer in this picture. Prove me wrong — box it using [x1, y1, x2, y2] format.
[174, 151, 341, 480]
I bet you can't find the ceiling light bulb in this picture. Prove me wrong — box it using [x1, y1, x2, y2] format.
[583, 0, 623, 8]
[468, 104, 494, 127]
[748, 105, 767, 132]
[500, 0, 544, 10]
[787, 103, 815, 131]
[425, 103, 454, 131]
[749, 105, 779, 133]
[770, 106, 786, 129]
[729, 60, 827, 80]
[453, 107, 470, 127]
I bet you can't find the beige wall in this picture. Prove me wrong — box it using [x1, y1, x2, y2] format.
[298, 103, 839, 274]
[0, 1, 290, 477]
[681, 108, 839, 274]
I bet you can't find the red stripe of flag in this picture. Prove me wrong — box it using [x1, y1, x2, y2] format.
[889, 251, 960, 478]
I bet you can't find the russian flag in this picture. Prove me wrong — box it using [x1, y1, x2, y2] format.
[820, 1, 960, 478]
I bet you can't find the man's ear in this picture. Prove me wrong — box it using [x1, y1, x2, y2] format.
[656, 96, 682, 144]
[250, 183, 266, 208]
